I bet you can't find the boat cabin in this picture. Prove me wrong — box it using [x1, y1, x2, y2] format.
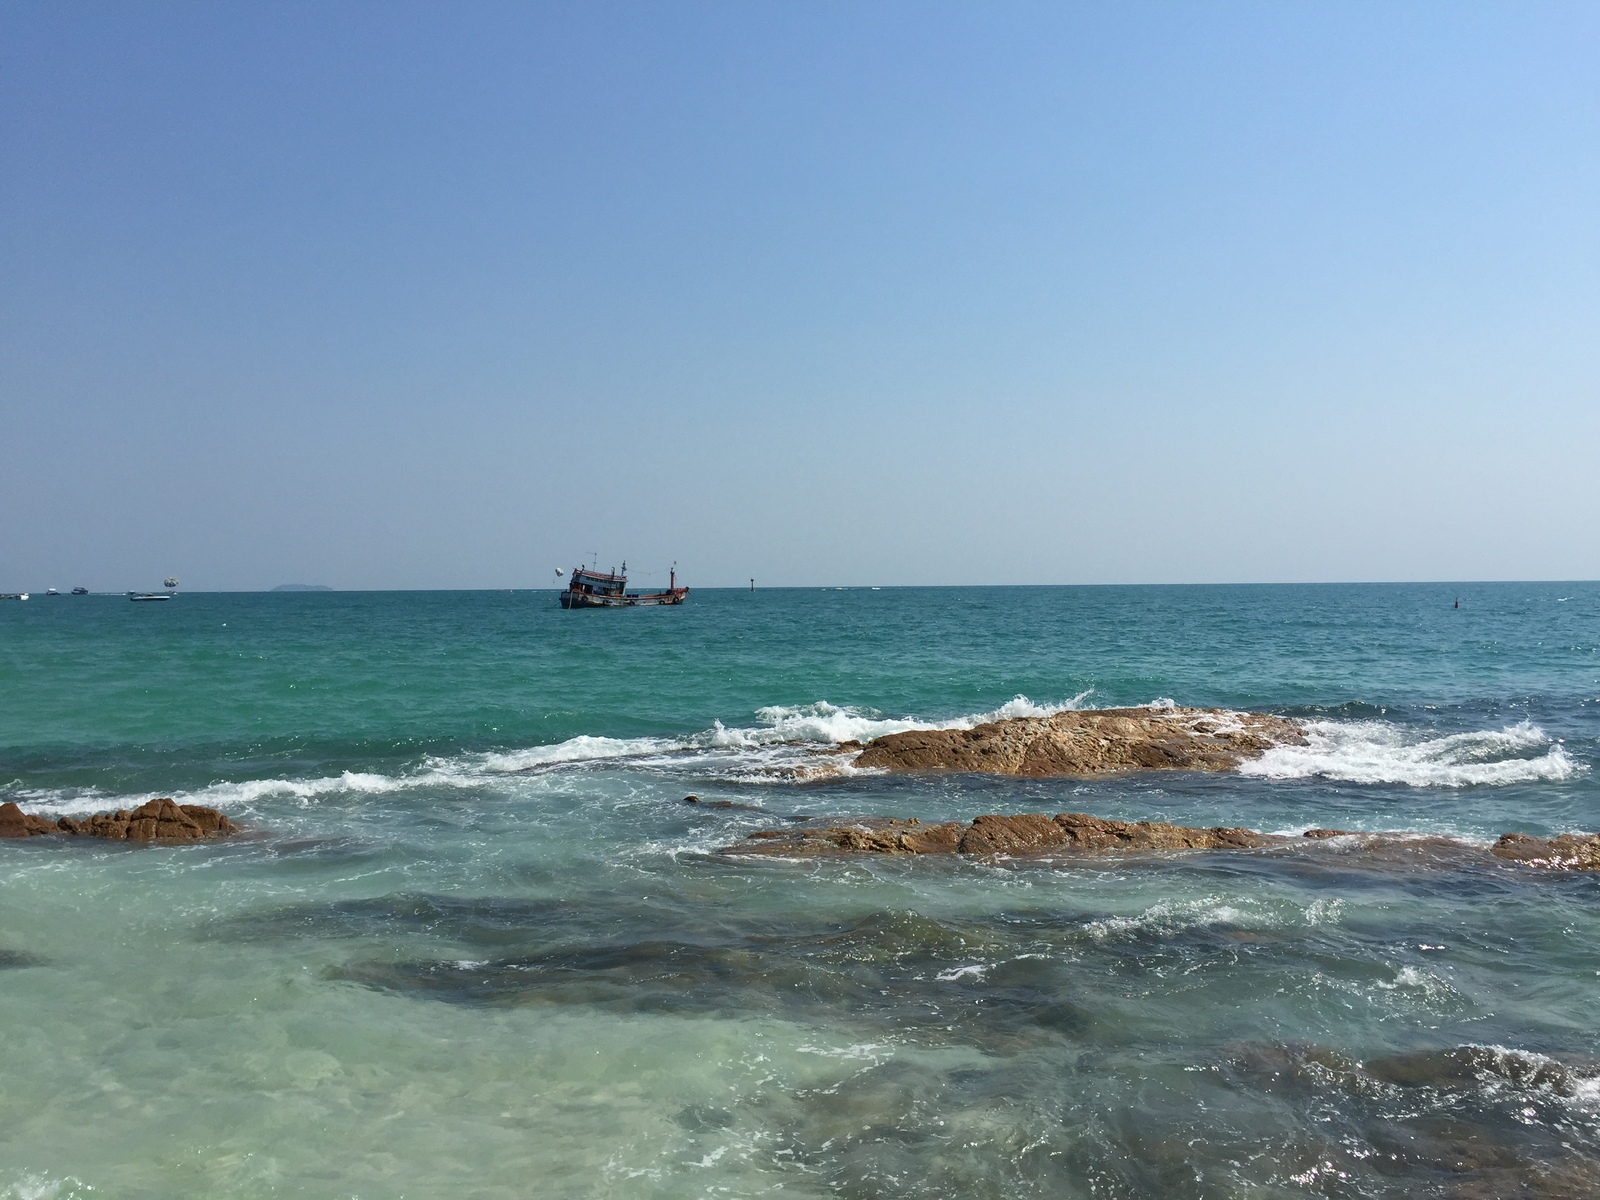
[568, 567, 627, 599]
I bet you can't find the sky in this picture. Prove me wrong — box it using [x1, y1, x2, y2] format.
[2, 1, 1597, 591]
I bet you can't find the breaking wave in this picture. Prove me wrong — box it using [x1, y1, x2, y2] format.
[1083, 897, 1257, 942]
[7, 693, 1094, 814]
[11, 698, 1576, 818]
[1240, 719, 1580, 788]
[1362, 1045, 1600, 1112]
[6, 770, 438, 817]
[474, 693, 1093, 775]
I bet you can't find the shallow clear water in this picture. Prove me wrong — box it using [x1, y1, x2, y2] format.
[2, 583, 1598, 1198]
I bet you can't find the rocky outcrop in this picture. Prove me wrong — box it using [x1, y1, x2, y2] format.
[723, 812, 1283, 858]
[1490, 832, 1600, 870]
[0, 798, 236, 842]
[0, 803, 60, 838]
[852, 706, 1304, 776]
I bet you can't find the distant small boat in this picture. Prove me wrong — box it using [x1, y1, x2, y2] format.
[0, 593, 23, 601]
[559, 562, 688, 609]
[70, 587, 88, 595]
[128, 592, 171, 602]
[45, 588, 59, 596]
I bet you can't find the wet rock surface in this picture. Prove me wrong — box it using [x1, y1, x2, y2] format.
[723, 811, 1280, 857]
[681, 794, 767, 812]
[853, 705, 1305, 776]
[1214, 1042, 1600, 1199]
[723, 811, 1600, 872]
[0, 798, 236, 842]
[0, 802, 65, 837]
[1491, 831, 1600, 870]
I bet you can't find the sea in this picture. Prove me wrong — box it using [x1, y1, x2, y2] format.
[1, 582, 1597, 1199]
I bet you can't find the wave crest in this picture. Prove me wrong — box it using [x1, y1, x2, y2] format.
[6, 693, 1095, 813]
[1240, 719, 1580, 788]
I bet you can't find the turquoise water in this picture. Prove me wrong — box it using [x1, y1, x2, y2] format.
[2, 584, 1598, 1197]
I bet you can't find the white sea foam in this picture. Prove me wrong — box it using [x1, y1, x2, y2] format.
[1417, 1045, 1600, 1110]
[1, 1174, 93, 1200]
[9, 769, 453, 817]
[1240, 719, 1580, 788]
[467, 693, 1095, 778]
[1303, 897, 1344, 926]
[1083, 898, 1252, 942]
[1376, 965, 1434, 990]
[478, 735, 684, 773]
[726, 693, 1093, 748]
[795, 1041, 892, 1062]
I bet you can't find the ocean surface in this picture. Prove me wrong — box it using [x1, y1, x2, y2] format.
[2, 583, 1598, 1199]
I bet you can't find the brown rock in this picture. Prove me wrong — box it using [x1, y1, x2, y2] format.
[723, 817, 964, 857]
[2, 798, 236, 843]
[852, 706, 1304, 777]
[1491, 832, 1600, 871]
[957, 813, 1070, 855]
[723, 814, 1600, 875]
[0, 802, 61, 838]
[721, 811, 1283, 858]
[1050, 812, 1276, 851]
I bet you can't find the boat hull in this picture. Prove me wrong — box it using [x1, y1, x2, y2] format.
[559, 587, 688, 609]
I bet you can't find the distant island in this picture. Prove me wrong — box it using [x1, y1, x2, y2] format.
[271, 584, 333, 592]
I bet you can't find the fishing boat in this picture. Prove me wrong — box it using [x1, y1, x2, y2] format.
[558, 562, 688, 609]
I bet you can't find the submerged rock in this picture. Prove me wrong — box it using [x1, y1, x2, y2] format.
[724, 813, 1600, 872]
[681, 794, 766, 812]
[0, 798, 236, 842]
[1491, 832, 1600, 870]
[722, 812, 1281, 858]
[852, 706, 1304, 776]
[1215, 1041, 1600, 1198]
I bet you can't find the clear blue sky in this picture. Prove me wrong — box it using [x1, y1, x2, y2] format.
[3, 2, 1596, 590]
